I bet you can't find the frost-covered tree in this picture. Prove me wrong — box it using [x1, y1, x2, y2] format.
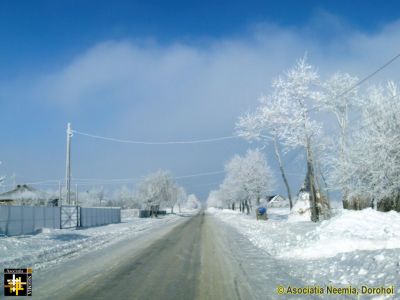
[220, 149, 274, 214]
[238, 57, 324, 221]
[113, 185, 135, 208]
[80, 186, 106, 207]
[167, 185, 179, 213]
[272, 57, 324, 221]
[318, 72, 360, 207]
[207, 190, 224, 208]
[176, 187, 187, 213]
[336, 82, 400, 211]
[186, 194, 201, 209]
[237, 96, 293, 208]
[133, 170, 185, 212]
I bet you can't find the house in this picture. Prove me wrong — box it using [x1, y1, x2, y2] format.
[0, 185, 58, 206]
[266, 195, 289, 208]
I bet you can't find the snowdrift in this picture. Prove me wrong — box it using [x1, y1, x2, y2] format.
[209, 207, 400, 259]
[290, 208, 400, 259]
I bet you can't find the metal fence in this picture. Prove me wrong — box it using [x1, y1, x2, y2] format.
[0, 206, 121, 236]
[80, 207, 121, 227]
[0, 206, 60, 236]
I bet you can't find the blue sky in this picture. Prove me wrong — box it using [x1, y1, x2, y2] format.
[1, 0, 399, 75]
[1, 1, 400, 199]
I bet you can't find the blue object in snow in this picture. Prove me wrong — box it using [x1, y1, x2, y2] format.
[258, 207, 266, 215]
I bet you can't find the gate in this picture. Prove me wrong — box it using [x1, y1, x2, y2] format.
[60, 206, 79, 229]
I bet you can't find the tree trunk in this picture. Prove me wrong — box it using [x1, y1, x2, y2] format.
[245, 199, 250, 215]
[306, 141, 319, 222]
[317, 163, 331, 209]
[273, 137, 293, 209]
[232, 202, 235, 210]
[339, 118, 350, 210]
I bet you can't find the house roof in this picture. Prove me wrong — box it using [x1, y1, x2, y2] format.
[0, 185, 50, 201]
[0, 198, 13, 202]
[267, 195, 285, 202]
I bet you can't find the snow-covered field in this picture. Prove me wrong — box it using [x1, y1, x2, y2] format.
[208, 207, 400, 296]
[0, 209, 196, 271]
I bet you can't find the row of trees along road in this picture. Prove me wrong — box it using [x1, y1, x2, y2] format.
[217, 149, 274, 214]
[234, 56, 400, 221]
[71, 171, 190, 212]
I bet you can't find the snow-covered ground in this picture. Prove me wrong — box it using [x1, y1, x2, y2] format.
[0, 209, 197, 271]
[208, 207, 400, 297]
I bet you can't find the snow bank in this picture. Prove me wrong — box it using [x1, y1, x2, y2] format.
[209, 207, 400, 291]
[208, 207, 400, 259]
[291, 208, 400, 259]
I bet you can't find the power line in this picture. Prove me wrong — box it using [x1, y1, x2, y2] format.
[337, 52, 400, 99]
[73, 170, 225, 182]
[17, 170, 226, 188]
[307, 51, 400, 113]
[72, 130, 238, 145]
[174, 170, 225, 180]
[72, 177, 140, 183]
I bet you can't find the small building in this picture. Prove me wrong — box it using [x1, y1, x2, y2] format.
[266, 195, 289, 208]
[0, 185, 58, 206]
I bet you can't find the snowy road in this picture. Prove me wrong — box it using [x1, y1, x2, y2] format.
[30, 211, 310, 300]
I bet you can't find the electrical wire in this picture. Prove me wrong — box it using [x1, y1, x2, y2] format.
[307, 51, 400, 113]
[72, 130, 238, 145]
[17, 170, 226, 188]
[337, 52, 400, 99]
[174, 170, 225, 180]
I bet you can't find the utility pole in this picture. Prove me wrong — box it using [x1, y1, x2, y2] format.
[65, 123, 73, 205]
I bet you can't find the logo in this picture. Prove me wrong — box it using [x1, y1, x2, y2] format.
[4, 268, 32, 296]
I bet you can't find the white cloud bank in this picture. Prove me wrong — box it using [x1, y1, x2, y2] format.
[3, 16, 400, 197]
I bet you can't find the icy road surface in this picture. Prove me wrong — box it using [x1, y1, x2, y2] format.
[27, 211, 311, 300]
